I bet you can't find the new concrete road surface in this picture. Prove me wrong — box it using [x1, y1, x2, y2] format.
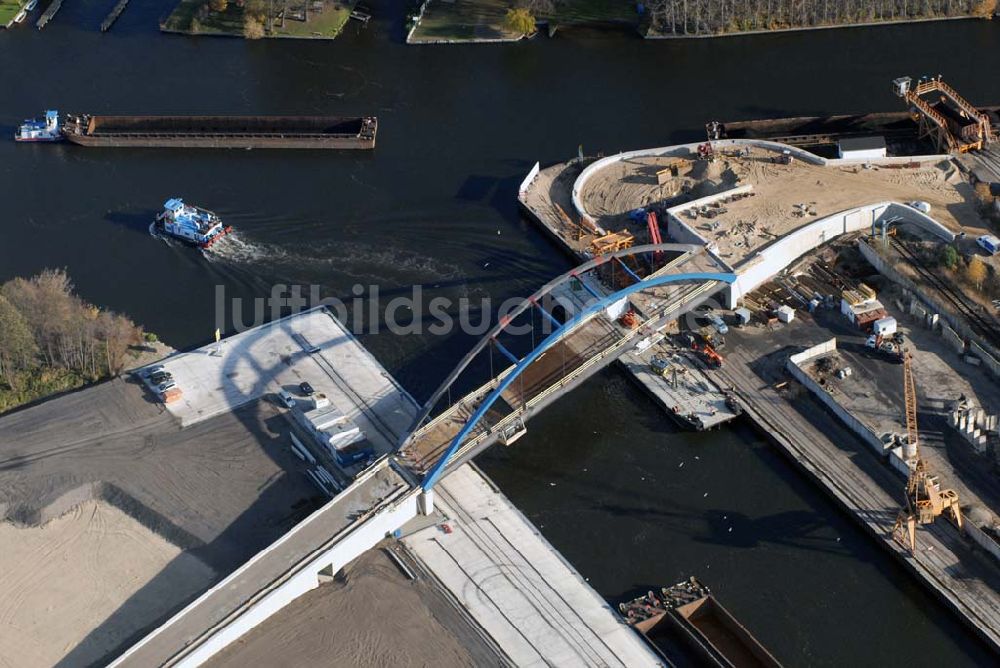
[404, 464, 663, 668]
[157, 308, 418, 456]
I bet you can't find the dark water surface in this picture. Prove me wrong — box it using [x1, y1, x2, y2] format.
[3, 5, 999, 665]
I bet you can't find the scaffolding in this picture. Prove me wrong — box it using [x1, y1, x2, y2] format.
[893, 75, 993, 153]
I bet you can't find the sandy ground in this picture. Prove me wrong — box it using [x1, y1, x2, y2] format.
[0, 377, 320, 665]
[207, 547, 492, 668]
[578, 147, 985, 265]
[0, 500, 215, 668]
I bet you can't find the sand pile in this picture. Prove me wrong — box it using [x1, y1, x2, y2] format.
[208, 549, 479, 668]
[0, 500, 215, 668]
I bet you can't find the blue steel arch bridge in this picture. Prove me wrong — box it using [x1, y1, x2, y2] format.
[395, 243, 736, 491]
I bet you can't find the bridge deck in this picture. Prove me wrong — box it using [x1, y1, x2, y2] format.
[404, 464, 661, 668]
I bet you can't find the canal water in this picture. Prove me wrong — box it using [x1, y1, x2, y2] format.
[3, 4, 998, 664]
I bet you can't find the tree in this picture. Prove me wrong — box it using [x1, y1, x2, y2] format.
[245, 0, 267, 20]
[243, 14, 265, 38]
[940, 245, 959, 270]
[966, 255, 988, 291]
[0, 294, 37, 388]
[210, 0, 228, 13]
[504, 7, 536, 35]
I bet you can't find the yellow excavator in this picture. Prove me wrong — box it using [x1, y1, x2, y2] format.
[892, 348, 963, 552]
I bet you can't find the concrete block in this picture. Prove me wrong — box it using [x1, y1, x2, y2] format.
[417, 490, 435, 516]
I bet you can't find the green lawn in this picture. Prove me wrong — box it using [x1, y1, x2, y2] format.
[409, 0, 639, 43]
[163, 0, 354, 39]
[0, 0, 25, 27]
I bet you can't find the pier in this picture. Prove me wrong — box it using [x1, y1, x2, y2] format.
[100, 0, 129, 32]
[35, 0, 62, 29]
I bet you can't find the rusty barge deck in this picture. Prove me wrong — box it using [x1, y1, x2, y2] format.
[60, 114, 377, 149]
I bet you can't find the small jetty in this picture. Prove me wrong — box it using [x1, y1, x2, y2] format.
[35, 0, 63, 29]
[100, 0, 129, 31]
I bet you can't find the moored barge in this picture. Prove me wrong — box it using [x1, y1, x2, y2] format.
[621, 577, 782, 668]
[60, 114, 377, 149]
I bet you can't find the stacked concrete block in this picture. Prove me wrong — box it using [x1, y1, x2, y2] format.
[950, 402, 993, 454]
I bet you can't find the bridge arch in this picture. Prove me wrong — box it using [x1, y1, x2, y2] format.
[401, 245, 736, 491]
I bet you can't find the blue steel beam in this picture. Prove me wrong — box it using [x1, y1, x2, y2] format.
[421, 271, 737, 491]
[492, 338, 520, 366]
[614, 256, 643, 284]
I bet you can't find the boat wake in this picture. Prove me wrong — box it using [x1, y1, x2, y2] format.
[203, 231, 467, 290]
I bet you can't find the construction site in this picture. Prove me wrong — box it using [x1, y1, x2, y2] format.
[519, 75, 1000, 652]
[6, 73, 1000, 667]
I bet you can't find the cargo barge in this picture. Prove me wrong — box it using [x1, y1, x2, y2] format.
[59, 113, 376, 149]
[707, 105, 999, 154]
[621, 578, 782, 668]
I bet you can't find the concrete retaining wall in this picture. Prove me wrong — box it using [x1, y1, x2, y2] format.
[971, 341, 1000, 378]
[966, 520, 1000, 564]
[859, 240, 1000, 377]
[732, 202, 955, 307]
[173, 489, 418, 667]
[571, 138, 949, 223]
[111, 460, 419, 668]
[787, 338, 889, 457]
[519, 162, 540, 199]
[941, 323, 967, 354]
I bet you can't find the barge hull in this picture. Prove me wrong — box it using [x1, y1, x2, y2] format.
[60, 115, 377, 150]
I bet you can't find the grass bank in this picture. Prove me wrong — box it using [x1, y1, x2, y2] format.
[163, 0, 356, 39]
[408, 0, 639, 43]
[0, 0, 25, 27]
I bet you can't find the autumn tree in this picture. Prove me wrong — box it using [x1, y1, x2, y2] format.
[209, 0, 228, 13]
[243, 14, 265, 38]
[504, 7, 536, 35]
[0, 294, 37, 389]
[966, 255, 988, 291]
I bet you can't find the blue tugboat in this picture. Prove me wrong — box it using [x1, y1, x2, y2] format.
[152, 199, 232, 248]
[15, 110, 63, 142]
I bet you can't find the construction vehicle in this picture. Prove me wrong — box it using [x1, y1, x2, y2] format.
[891, 349, 963, 552]
[865, 334, 902, 361]
[650, 354, 670, 377]
[691, 338, 723, 368]
[697, 141, 715, 162]
[619, 310, 640, 329]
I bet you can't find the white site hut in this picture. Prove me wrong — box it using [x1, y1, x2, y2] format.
[837, 136, 887, 160]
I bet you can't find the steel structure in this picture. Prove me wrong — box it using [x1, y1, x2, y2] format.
[893, 75, 992, 153]
[397, 243, 736, 491]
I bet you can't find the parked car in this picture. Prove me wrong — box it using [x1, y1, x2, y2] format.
[277, 390, 296, 409]
[299, 381, 315, 396]
[142, 365, 165, 378]
[707, 313, 729, 335]
[156, 380, 176, 392]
